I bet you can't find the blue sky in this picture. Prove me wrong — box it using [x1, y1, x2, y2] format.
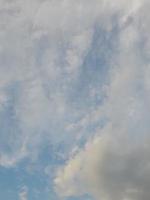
[0, 0, 150, 200]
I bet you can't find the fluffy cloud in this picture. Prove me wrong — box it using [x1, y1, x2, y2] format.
[55, 132, 150, 200]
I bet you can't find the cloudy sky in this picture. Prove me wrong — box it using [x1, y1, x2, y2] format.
[0, 0, 150, 199]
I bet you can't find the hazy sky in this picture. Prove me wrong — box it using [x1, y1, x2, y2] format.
[0, 0, 150, 200]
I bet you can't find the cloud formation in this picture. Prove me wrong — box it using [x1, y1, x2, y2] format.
[19, 186, 28, 200]
[1, 0, 150, 199]
[0, 0, 99, 167]
[54, 0, 150, 200]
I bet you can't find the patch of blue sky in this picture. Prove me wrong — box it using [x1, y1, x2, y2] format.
[0, 159, 57, 200]
[0, 167, 19, 199]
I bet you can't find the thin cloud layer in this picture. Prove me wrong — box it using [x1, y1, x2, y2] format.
[0, 0, 99, 166]
[0, 0, 132, 167]
[1, 0, 150, 199]
[54, 0, 150, 200]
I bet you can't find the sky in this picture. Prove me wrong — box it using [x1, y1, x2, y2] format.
[0, 0, 150, 200]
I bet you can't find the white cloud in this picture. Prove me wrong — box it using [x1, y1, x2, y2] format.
[0, 0, 98, 167]
[54, 1, 150, 200]
[55, 131, 150, 200]
[19, 186, 28, 200]
[1, 2, 150, 200]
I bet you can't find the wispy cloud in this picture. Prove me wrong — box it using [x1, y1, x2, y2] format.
[19, 186, 28, 200]
[0, 0, 97, 167]
[1, 0, 150, 199]
[54, 0, 150, 200]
